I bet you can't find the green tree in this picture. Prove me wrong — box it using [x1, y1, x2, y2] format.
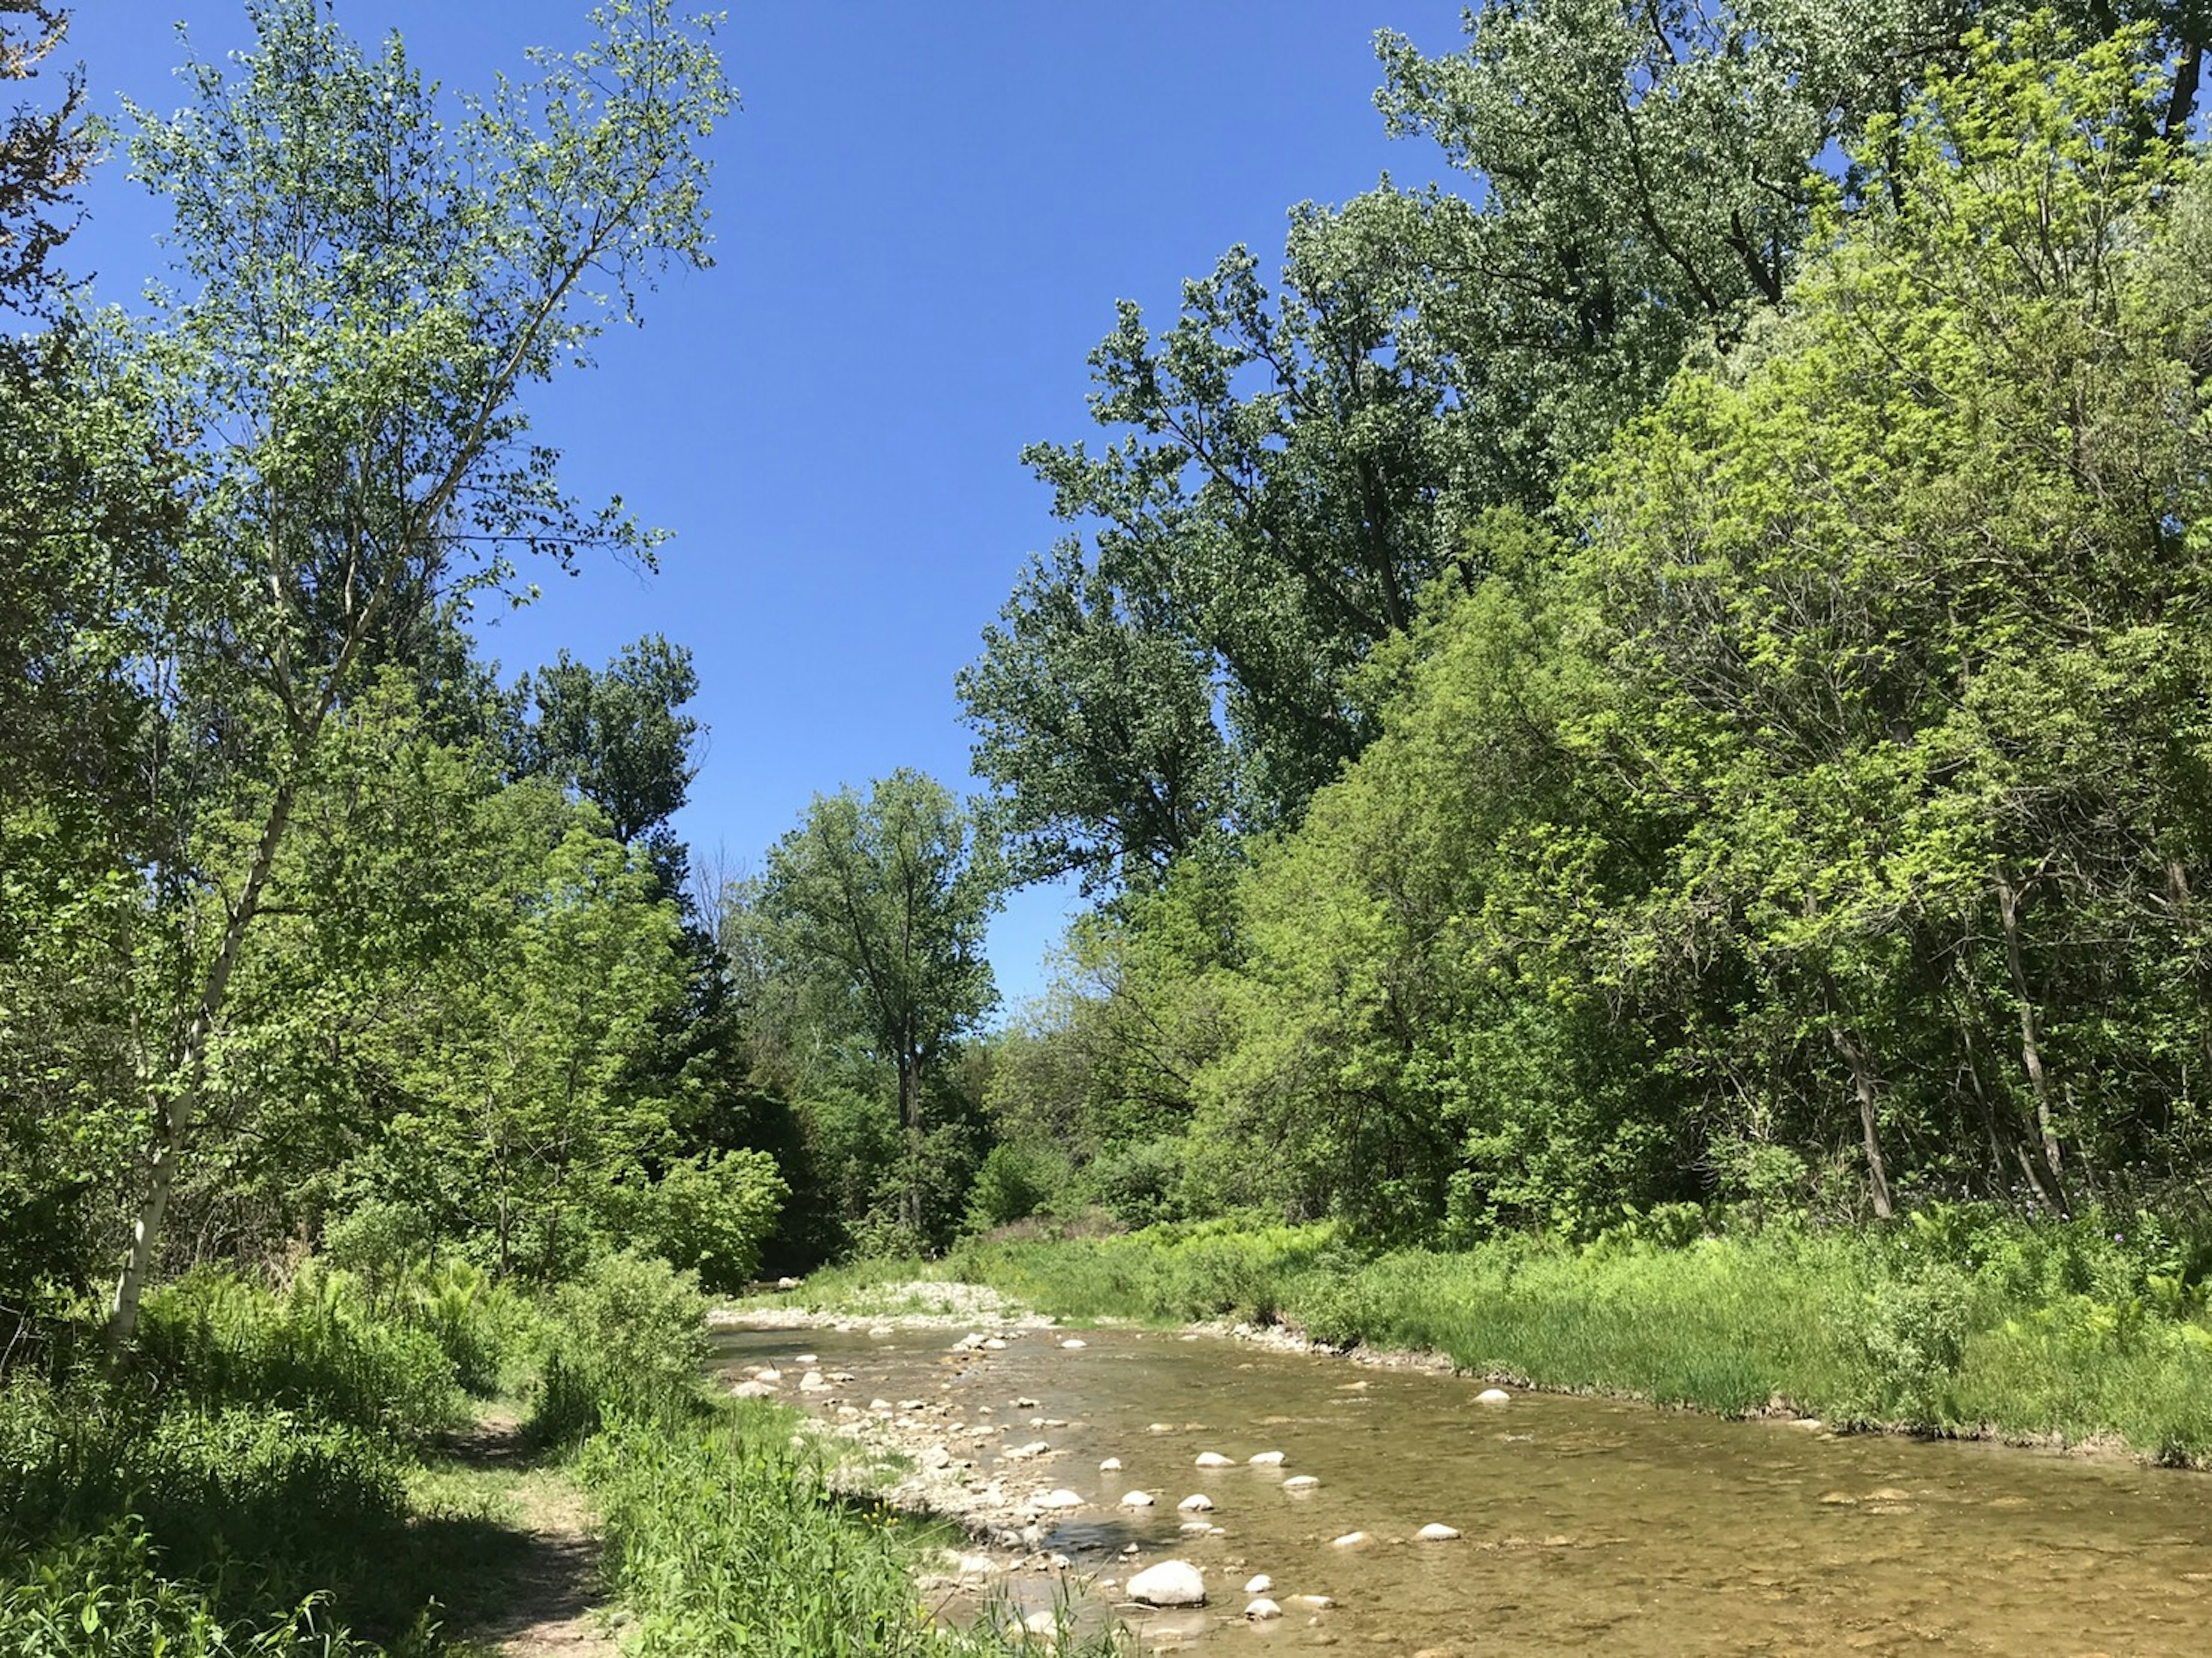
[99, 0, 732, 1344]
[758, 772, 1002, 1238]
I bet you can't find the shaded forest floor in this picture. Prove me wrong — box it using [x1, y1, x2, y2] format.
[411, 1412, 618, 1658]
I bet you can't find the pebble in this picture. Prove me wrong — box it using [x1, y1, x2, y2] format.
[1099, 1457, 1123, 1471]
[1148, 1421, 1176, 1433]
[1121, 1490, 1156, 1507]
[755, 1367, 782, 1383]
[1004, 1440, 1051, 1459]
[1476, 1388, 1511, 1405]
[1246, 1598, 1283, 1621]
[1177, 1493, 1214, 1511]
[1330, 1531, 1369, 1547]
[1282, 1475, 1320, 1492]
[1195, 1451, 1233, 1468]
[1416, 1523, 1461, 1541]
[983, 1337, 1009, 1350]
[798, 1371, 828, 1392]
[794, 1353, 818, 1364]
[1060, 1338, 1086, 1349]
[1247, 1450, 1285, 1465]
[1032, 1489, 1085, 1510]
[1294, 1595, 1336, 1609]
[1245, 1574, 1274, 1595]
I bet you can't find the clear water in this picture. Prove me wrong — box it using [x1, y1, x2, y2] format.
[710, 1323, 2212, 1653]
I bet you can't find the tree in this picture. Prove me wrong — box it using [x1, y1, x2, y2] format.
[101, 0, 733, 1345]
[0, 1, 89, 313]
[514, 633, 702, 879]
[758, 772, 1002, 1238]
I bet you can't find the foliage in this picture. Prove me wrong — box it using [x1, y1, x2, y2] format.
[616, 1149, 790, 1294]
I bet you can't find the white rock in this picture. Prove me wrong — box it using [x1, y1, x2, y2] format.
[798, 1371, 829, 1393]
[1330, 1531, 1369, 1547]
[899, 1399, 925, 1410]
[1179, 1519, 1213, 1534]
[1476, 1388, 1512, 1405]
[870, 1398, 894, 1412]
[1021, 1610, 1058, 1638]
[983, 1337, 1009, 1350]
[921, 1446, 952, 1470]
[1282, 1475, 1320, 1491]
[1416, 1523, 1461, 1541]
[794, 1353, 819, 1365]
[957, 1554, 995, 1576]
[1245, 1598, 1282, 1621]
[1244, 1574, 1274, 1595]
[1147, 1421, 1176, 1433]
[1127, 1560, 1207, 1608]
[1177, 1493, 1214, 1512]
[1120, 1490, 1155, 1507]
[1293, 1594, 1336, 1609]
[1194, 1451, 1233, 1469]
[828, 1371, 855, 1383]
[775, 1276, 801, 1290]
[755, 1367, 782, 1383]
[1004, 1440, 1051, 1459]
[1247, 1450, 1285, 1466]
[1031, 1489, 1085, 1510]
[1060, 1338, 1086, 1349]
[1014, 1397, 1040, 1408]
[730, 1380, 777, 1398]
[1099, 1457, 1123, 1471]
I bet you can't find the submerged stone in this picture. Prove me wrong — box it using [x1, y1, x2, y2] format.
[1127, 1559, 1207, 1607]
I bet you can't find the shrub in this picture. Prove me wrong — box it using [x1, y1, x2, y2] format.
[618, 1149, 789, 1293]
[963, 1141, 1072, 1234]
[526, 1250, 709, 1447]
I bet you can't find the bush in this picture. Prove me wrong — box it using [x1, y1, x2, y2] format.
[963, 1141, 1072, 1234]
[1843, 1263, 1976, 1429]
[619, 1149, 789, 1293]
[526, 1250, 709, 1448]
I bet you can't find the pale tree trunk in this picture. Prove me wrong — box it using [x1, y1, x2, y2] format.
[109, 775, 299, 1349]
[1995, 875, 2067, 1198]
[1830, 1018, 1895, 1221]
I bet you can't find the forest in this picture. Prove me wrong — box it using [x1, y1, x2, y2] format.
[3, 0, 2211, 1652]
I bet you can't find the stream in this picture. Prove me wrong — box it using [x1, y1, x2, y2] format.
[709, 1321, 2212, 1654]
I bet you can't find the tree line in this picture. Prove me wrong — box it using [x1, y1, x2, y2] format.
[961, 3, 2212, 1242]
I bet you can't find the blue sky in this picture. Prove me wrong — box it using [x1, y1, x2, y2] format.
[63, 1, 1464, 1010]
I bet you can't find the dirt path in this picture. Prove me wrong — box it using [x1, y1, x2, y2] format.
[438, 1414, 619, 1658]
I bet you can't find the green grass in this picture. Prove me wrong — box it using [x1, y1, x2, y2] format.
[810, 1207, 2212, 1464]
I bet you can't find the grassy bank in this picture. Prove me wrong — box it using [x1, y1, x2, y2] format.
[1, 1253, 1104, 1656]
[795, 1206, 2212, 1465]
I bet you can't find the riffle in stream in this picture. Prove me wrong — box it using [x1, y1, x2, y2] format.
[710, 1321, 2212, 1654]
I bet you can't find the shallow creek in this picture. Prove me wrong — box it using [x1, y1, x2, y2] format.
[709, 1322, 2212, 1655]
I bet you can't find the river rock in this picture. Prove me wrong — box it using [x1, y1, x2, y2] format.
[1247, 1450, 1285, 1465]
[1128, 1560, 1207, 1608]
[731, 1380, 776, 1398]
[1147, 1422, 1176, 1433]
[1476, 1388, 1511, 1405]
[828, 1371, 855, 1382]
[1099, 1457, 1123, 1471]
[1416, 1523, 1461, 1541]
[1177, 1493, 1214, 1511]
[795, 1353, 819, 1364]
[1004, 1440, 1050, 1459]
[921, 1445, 952, 1470]
[1244, 1574, 1274, 1595]
[983, 1337, 1009, 1350]
[1282, 1475, 1320, 1491]
[869, 1398, 894, 1412]
[1021, 1610, 1059, 1639]
[1032, 1488, 1085, 1510]
[775, 1276, 801, 1290]
[1293, 1595, 1335, 1609]
[1120, 1490, 1156, 1507]
[1330, 1531, 1369, 1547]
[1246, 1598, 1283, 1621]
[1179, 1520, 1213, 1534]
[1060, 1338, 1086, 1349]
[1195, 1451, 1233, 1468]
[755, 1367, 782, 1383]
[1014, 1397, 1040, 1408]
[798, 1371, 829, 1392]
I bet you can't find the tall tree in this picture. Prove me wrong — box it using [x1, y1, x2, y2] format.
[101, 0, 732, 1345]
[758, 772, 1001, 1236]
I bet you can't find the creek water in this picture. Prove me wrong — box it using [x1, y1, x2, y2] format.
[710, 1322, 2212, 1654]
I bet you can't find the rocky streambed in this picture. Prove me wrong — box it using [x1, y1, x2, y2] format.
[710, 1299, 2212, 1655]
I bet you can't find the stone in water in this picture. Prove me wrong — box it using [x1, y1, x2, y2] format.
[1245, 1598, 1282, 1621]
[1247, 1450, 1285, 1466]
[1120, 1490, 1155, 1507]
[1330, 1531, 1369, 1547]
[1127, 1560, 1206, 1608]
[1194, 1451, 1233, 1468]
[1177, 1493, 1214, 1511]
[1417, 1523, 1461, 1541]
[1476, 1388, 1512, 1405]
[1282, 1475, 1320, 1491]
[1032, 1489, 1084, 1510]
[1244, 1574, 1273, 1595]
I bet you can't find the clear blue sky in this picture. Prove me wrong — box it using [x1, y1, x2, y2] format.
[64, 1, 1464, 1010]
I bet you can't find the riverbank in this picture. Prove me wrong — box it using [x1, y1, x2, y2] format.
[0, 1254, 1111, 1657]
[756, 1212, 2212, 1467]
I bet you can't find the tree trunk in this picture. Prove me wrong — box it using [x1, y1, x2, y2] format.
[1831, 1018, 1895, 1220]
[109, 775, 299, 1350]
[897, 1049, 925, 1237]
[1995, 875, 2066, 1199]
